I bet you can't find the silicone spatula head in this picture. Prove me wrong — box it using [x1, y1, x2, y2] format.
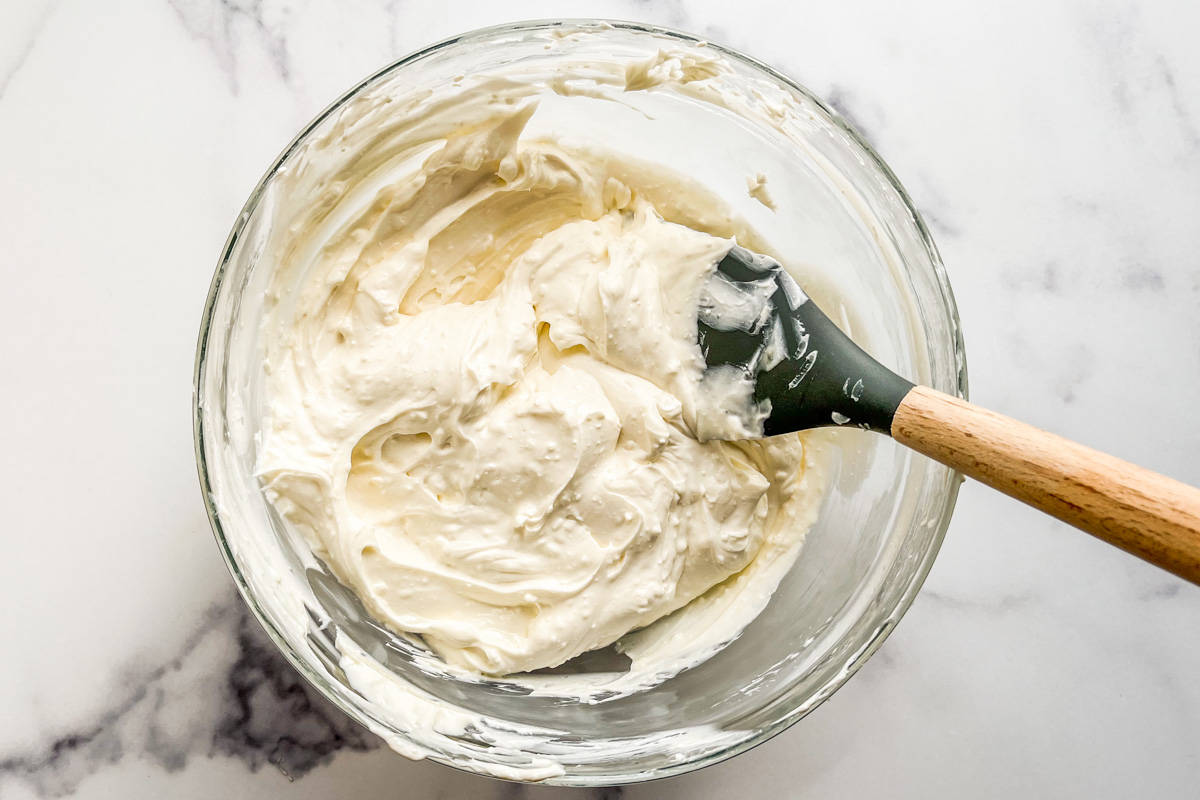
[697, 245, 913, 438]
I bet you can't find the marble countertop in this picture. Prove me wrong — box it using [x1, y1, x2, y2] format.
[3, 1, 1198, 797]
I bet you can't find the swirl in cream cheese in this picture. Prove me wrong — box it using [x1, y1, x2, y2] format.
[257, 74, 824, 677]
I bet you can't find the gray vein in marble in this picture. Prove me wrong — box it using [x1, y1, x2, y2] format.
[1053, 345, 1094, 405]
[922, 589, 1036, 613]
[1089, 10, 1137, 115]
[1083, 8, 1200, 153]
[1001, 327, 1096, 406]
[1156, 55, 1200, 150]
[904, 164, 964, 241]
[1064, 196, 1102, 217]
[1138, 581, 1183, 601]
[1000, 262, 1062, 295]
[167, 0, 291, 93]
[1041, 263, 1062, 294]
[823, 84, 967, 241]
[0, 597, 376, 798]
[1119, 263, 1166, 292]
[865, 641, 898, 671]
[1, 607, 209, 795]
[918, 208, 961, 239]
[1156, 65, 1200, 152]
[823, 85, 881, 152]
[0, 603, 233, 796]
[212, 605, 376, 777]
[0, 0, 59, 104]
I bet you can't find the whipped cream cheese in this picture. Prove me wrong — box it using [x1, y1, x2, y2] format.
[256, 52, 827, 678]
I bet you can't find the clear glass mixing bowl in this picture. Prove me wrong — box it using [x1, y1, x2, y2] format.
[194, 19, 966, 785]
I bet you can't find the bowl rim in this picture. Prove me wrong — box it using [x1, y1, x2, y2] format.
[194, 17, 968, 786]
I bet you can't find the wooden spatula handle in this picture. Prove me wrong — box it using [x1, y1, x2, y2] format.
[892, 385, 1200, 585]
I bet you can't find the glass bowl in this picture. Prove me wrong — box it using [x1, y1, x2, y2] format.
[194, 19, 966, 786]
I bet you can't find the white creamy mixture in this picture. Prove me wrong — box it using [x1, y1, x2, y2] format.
[257, 52, 827, 679]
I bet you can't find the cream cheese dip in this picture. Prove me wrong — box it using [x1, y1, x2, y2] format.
[256, 50, 829, 679]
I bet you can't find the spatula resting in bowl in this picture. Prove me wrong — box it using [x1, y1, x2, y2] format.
[697, 245, 1200, 585]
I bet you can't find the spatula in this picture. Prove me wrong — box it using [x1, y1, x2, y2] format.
[698, 245, 1200, 585]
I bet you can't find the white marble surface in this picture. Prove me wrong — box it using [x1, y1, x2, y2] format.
[2, 0, 1198, 797]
